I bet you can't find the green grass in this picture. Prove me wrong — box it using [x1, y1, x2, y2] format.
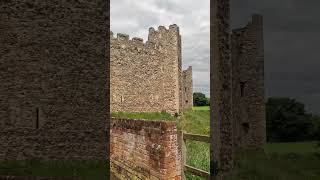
[179, 106, 320, 180]
[179, 107, 210, 180]
[230, 150, 320, 180]
[111, 111, 176, 121]
[192, 106, 210, 111]
[0, 160, 108, 179]
[266, 141, 319, 154]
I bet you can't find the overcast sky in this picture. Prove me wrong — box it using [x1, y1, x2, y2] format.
[111, 0, 320, 115]
[111, 0, 210, 96]
[232, 0, 320, 115]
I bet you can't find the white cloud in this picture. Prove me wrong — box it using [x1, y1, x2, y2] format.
[111, 0, 210, 96]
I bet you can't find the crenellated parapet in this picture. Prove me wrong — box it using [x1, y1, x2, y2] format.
[110, 24, 183, 115]
[148, 24, 180, 43]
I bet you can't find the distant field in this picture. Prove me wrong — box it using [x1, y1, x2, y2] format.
[266, 141, 319, 154]
[192, 106, 210, 111]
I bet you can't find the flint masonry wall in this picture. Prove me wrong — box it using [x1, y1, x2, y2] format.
[110, 118, 181, 180]
[0, 1, 109, 161]
[232, 15, 266, 151]
[110, 25, 183, 115]
[211, 0, 234, 175]
[182, 66, 193, 109]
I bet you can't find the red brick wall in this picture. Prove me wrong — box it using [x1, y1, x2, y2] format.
[110, 118, 182, 180]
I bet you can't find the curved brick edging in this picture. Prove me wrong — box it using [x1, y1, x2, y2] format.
[110, 118, 182, 180]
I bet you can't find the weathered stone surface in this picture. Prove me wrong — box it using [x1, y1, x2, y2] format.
[232, 15, 266, 151]
[110, 118, 181, 180]
[182, 66, 193, 110]
[110, 25, 190, 115]
[211, 0, 233, 177]
[0, 0, 109, 161]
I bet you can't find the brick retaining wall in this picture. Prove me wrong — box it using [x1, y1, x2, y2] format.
[110, 118, 182, 180]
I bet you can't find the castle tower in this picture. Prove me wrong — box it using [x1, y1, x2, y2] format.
[182, 66, 193, 110]
[110, 25, 183, 115]
[148, 25, 183, 115]
[232, 14, 266, 151]
[0, 1, 109, 161]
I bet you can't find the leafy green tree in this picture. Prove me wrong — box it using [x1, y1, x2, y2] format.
[193, 92, 210, 106]
[266, 97, 313, 142]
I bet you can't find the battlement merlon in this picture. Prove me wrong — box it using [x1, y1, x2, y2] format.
[252, 14, 263, 26]
[183, 66, 193, 76]
[148, 24, 181, 43]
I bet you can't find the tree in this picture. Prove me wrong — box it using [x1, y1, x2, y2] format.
[266, 97, 313, 142]
[193, 92, 210, 106]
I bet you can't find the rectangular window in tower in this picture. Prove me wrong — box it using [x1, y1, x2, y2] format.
[241, 122, 249, 134]
[240, 82, 246, 97]
[36, 107, 39, 129]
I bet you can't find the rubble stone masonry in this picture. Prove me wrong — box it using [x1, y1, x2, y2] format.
[0, 1, 109, 161]
[182, 66, 193, 109]
[232, 15, 266, 151]
[110, 25, 192, 115]
[110, 118, 181, 180]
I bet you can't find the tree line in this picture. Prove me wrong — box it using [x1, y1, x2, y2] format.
[193, 92, 320, 143]
[266, 97, 320, 143]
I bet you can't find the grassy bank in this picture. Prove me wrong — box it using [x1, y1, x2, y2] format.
[111, 111, 176, 121]
[0, 160, 108, 179]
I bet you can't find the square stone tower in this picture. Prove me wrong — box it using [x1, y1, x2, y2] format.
[232, 14, 266, 151]
[182, 66, 193, 109]
[110, 25, 183, 115]
[0, 1, 109, 161]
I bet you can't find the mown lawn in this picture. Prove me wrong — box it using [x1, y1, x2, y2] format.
[0, 160, 108, 179]
[179, 106, 320, 180]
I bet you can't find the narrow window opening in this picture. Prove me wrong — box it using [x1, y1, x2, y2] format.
[120, 96, 124, 102]
[36, 107, 39, 129]
[186, 100, 188, 104]
[241, 123, 249, 134]
[185, 87, 187, 92]
[240, 82, 246, 97]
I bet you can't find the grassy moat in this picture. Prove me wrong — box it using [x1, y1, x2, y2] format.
[1, 108, 319, 179]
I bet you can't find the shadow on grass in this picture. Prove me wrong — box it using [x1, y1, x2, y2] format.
[0, 160, 108, 180]
[228, 150, 320, 180]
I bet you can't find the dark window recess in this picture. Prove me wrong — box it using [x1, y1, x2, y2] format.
[36, 107, 39, 129]
[240, 82, 246, 97]
[185, 87, 187, 92]
[186, 100, 188, 104]
[242, 123, 249, 134]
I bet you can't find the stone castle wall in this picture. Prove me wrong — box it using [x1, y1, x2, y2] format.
[0, 1, 109, 161]
[232, 15, 266, 151]
[111, 25, 190, 115]
[182, 66, 193, 109]
[110, 118, 181, 180]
